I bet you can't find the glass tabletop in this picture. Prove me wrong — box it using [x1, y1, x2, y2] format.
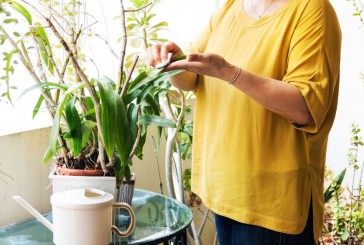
[0, 189, 193, 245]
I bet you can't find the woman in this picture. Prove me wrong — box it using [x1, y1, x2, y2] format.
[147, 0, 341, 244]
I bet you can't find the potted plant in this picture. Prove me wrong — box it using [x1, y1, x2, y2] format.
[0, 0, 179, 203]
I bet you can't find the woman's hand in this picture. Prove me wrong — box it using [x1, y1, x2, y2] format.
[146, 42, 238, 83]
[167, 53, 239, 83]
[146, 41, 185, 68]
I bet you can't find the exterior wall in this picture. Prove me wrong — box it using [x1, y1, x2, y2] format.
[0, 127, 53, 227]
[0, 127, 216, 244]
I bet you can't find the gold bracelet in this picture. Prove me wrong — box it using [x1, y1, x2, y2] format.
[230, 67, 241, 85]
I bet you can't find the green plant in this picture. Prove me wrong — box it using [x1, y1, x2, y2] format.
[347, 0, 364, 27]
[0, 0, 179, 184]
[321, 124, 364, 244]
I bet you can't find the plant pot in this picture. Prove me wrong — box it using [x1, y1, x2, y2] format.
[55, 167, 105, 176]
[49, 167, 116, 196]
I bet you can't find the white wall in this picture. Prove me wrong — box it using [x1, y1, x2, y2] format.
[0, 128, 53, 228]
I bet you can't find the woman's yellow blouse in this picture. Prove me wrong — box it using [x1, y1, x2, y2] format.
[188, 0, 341, 242]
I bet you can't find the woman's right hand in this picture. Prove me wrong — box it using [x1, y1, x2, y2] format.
[145, 41, 198, 91]
[146, 41, 185, 69]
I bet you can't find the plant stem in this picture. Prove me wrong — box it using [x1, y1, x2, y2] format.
[117, 0, 127, 93]
[45, 17, 107, 172]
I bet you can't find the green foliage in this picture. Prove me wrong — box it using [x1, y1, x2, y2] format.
[347, 0, 364, 27]
[0, 0, 180, 182]
[324, 168, 347, 203]
[321, 124, 364, 244]
[124, 0, 168, 71]
[64, 96, 83, 157]
[183, 168, 191, 192]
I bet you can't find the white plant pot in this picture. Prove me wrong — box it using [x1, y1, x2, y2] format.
[48, 168, 116, 196]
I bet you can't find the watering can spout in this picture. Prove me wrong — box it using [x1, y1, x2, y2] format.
[12, 196, 53, 232]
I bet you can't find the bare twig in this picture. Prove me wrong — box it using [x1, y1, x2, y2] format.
[124, 2, 152, 13]
[121, 55, 139, 98]
[117, 0, 127, 93]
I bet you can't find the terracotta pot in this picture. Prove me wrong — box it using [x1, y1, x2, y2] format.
[55, 166, 105, 176]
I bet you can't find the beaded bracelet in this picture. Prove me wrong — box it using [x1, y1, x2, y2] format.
[230, 67, 241, 85]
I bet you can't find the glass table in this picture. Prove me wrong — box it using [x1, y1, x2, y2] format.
[0, 189, 193, 245]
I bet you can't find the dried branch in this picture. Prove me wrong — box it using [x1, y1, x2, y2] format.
[117, 1, 153, 92]
[124, 2, 152, 13]
[121, 55, 139, 98]
[117, 0, 127, 93]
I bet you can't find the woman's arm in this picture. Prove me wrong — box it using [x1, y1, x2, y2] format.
[147, 43, 313, 125]
[235, 67, 313, 126]
[166, 52, 313, 126]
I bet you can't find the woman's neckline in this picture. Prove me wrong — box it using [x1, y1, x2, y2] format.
[237, 0, 298, 26]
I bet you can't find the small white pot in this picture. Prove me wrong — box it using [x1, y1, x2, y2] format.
[49, 168, 116, 195]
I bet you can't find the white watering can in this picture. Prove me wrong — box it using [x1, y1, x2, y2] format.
[13, 188, 136, 245]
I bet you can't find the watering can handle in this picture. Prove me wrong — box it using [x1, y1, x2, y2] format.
[111, 202, 136, 237]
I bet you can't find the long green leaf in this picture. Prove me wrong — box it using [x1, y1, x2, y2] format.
[137, 77, 158, 104]
[32, 94, 44, 119]
[97, 79, 117, 158]
[42, 146, 54, 164]
[65, 96, 82, 157]
[144, 94, 160, 116]
[33, 27, 53, 74]
[127, 71, 148, 92]
[324, 168, 347, 203]
[81, 120, 97, 148]
[19, 82, 68, 99]
[123, 89, 141, 106]
[129, 104, 140, 153]
[34, 26, 50, 45]
[150, 21, 168, 29]
[138, 115, 176, 128]
[115, 96, 129, 164]
[136, 69, 185, 104]
[135, 130, 146, 160]
[9, 1, 32, 24]
[43, 83, 86, 163]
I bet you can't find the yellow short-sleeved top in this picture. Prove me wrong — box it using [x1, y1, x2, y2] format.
[188, 0, 341, 242]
